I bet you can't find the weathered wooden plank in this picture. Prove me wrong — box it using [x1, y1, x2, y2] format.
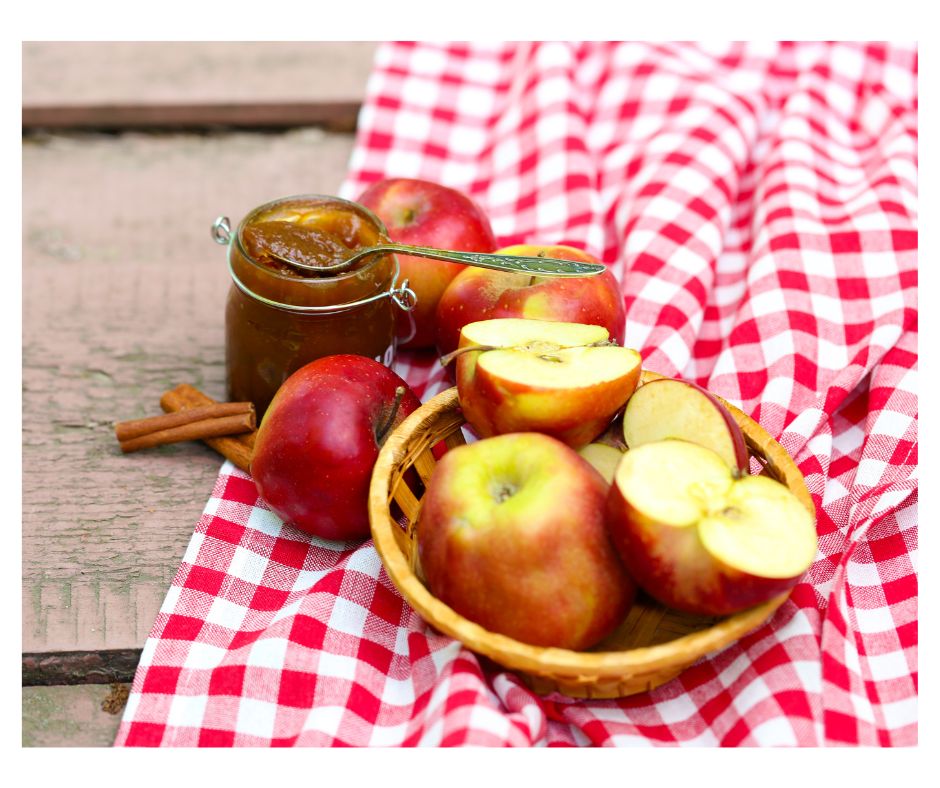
[23, 101, 362, 132]
[23, 650, 142, 686]
[23, 42, 377, 108]
[22, 684, 129, 747]
[22, 128, 357, 655]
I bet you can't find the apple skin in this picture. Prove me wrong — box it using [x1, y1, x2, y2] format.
[605, 449, 810, 616]
[251, 354, 421, 541]
[622, 378, 749, 472]
[357, 178, 497, 350]
[418, 432, 635, 650]
[435, 244, 626, 359]
[593, 412, 628, 451]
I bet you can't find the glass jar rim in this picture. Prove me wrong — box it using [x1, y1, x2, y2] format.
[233, 193, 391, 285]
[228, 253, 411, 315]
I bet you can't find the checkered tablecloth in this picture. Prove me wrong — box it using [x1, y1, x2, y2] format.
[115, 41, 918, 746]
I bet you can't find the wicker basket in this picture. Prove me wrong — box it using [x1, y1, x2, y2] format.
[368, 371, 816, 699]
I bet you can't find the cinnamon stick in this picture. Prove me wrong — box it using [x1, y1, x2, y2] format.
[119, 412, 256, 454]
[115, 402, 254, 442]
[159, 384, 255, 472]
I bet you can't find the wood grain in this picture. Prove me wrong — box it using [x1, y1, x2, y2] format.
[23, 42, 377, 109]
[22, 129, 356, 655]
[22, 685, 129, 747]
[23, 650, 142, 686]
[21, 41, 376, 747]
[24, 102, 363, 132]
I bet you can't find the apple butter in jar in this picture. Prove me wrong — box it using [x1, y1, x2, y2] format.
[213, 195, 415, 415]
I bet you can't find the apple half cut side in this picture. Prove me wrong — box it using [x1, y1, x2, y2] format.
[455, 318, 642, 449]
[622, 377, 749, 472]
[606, 440, 817, 616]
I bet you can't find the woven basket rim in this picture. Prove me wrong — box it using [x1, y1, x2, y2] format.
[368, 371, 816, 684]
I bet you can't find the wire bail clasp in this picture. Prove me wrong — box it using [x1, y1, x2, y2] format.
[389, 279, 418, 312]
[211, 216, 233, 245]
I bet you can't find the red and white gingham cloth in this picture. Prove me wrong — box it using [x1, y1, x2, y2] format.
[115, 42, 917, 746]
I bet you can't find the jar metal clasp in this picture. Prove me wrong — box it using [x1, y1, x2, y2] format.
[390, 280, 418, 313]
[211, 216, 233, 245]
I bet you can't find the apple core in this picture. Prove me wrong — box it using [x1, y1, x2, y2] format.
[698, 476, 817, 578]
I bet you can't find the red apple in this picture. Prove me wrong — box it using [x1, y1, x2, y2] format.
[622, 378, 749, 472]
[357, 178, 497, 350]
[452, 318, 641, 449]
[418, 432, 635, 650]
[606, 440, 817, 616]
[251, 355, 421, 541]
[435, 244, 625, 359]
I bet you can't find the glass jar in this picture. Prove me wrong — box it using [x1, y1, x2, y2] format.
[213, 194, 416, 416]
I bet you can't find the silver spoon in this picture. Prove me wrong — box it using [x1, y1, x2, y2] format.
[268, 241, 606, 278]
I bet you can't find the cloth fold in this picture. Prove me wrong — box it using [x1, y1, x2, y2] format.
[116, 41, 917, 747]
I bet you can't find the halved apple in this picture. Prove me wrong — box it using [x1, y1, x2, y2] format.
[622, 378, 748, 472]
[453, 318, 642, 449]
[606, 440, 817, 616]
[578, 443, 625, 485]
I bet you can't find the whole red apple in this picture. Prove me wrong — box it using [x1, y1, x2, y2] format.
[418, 432, 635, 650]
[357, 178, 497, 350]
[251, 355, 421, 541]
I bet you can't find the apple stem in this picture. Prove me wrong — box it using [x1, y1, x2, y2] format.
[439, 344, 502, 366]
[376, 386, 407, 445]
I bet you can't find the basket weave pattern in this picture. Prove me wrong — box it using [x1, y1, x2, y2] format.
[368, 371, 816, 699]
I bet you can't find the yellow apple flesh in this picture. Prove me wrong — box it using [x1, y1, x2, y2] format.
[622, 378, 749, 472]
[578, 443, 625, 485]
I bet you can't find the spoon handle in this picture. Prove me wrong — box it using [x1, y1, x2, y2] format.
[361, 242, 607, 277]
